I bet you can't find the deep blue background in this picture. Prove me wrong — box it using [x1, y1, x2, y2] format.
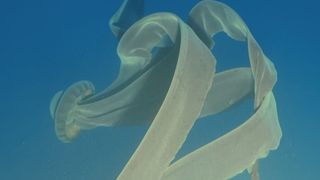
[0, 0, 319, 179]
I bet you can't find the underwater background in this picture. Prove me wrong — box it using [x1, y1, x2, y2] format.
[0, 0, 319, 179]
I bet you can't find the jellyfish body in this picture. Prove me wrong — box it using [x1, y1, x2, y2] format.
[50, 0, 282, 179]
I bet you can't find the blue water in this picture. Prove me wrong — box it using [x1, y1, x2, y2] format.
[1, 0, 319, 179]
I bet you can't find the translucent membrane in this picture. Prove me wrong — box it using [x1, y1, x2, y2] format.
[50, 0, 282, 179]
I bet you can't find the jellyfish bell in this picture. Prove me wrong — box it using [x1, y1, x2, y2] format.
[51, 81, 94, 143]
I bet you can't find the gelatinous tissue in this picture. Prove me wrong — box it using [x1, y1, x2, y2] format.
[50, 0, 282, 179]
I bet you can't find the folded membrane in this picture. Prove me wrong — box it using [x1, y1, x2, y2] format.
[50, 0, 282, 179]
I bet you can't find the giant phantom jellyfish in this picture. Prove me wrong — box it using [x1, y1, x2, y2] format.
[50, 0, 282, 179]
